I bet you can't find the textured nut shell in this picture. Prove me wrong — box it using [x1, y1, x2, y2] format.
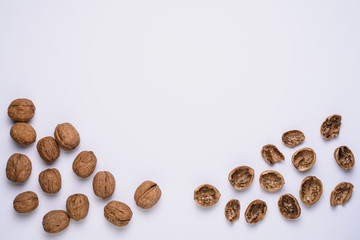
[6, 153, 32, 183]
[261, 144, 285, 165]
[73, 151, 97, 178]
[42, 210, 70, 234]
[13, 191, 39, 213]
[134, 181, 162, 209]
[54, 123, 80, 151]
[66, 194, 89, 221]
[228, 166, 254, 190]
[10, 123, 36, 146]
[320, 114, 342, 140]
[334, 146, 354, 170]
[330, 182, 354, 207]
[194, 184, 221, 207]
[259, 170, 285, 192]
[225, 199, 240, 223]
[300, 176, 323, 206]
[104, 201, 133, 227]
[278, 194, 301, 219]
[93, 171, 115, 199]
[282, 130, 305, 147]
[245, 199, 267, 224]
[292, 147, 316, 171]
[38, 168, 62, 194]
[8, 98, 35, 122]
[37, 137, 60, 163]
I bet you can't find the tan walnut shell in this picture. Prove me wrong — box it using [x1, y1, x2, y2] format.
[330, 182, 354, 207]
[225, 199, 240, 223]
[13, 191, 39, 213]
[259, 170, 285, 192]
[282, 130, 305, 147]
[228, 166, 254, 190]
[134, 181, 161, 209]
[37, 136, 60, 163]
[93, 171, 115, 199]
[278, 193, 301, 219]
[245, 199, 267, 224]
[300, 176, 323, 206]
[320, 114, 341, 140]
[8, 98, 35, 122]
[10, 122, 36, 146]
[38, 168, 62, 194]
[42, 210, 70, 234]
[261, 144, 285, 165]
[194, 184, 221, 207]
[66, 193, 89, 221]
[54, 122, 80, 151]
[104, 201, 133, 227]
[334, 146, 354, 170]
[6, 153, 32, 183]
[73, 151, 97, 178]
[292, 147, 316, 171]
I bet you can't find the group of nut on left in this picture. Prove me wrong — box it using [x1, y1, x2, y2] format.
[6, 98, 162, 234]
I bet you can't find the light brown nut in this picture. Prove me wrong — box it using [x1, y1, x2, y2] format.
[330, 182, 354, 207]
[6, 153, 32, 183]
[261, 144, 285, 165]
[42, 210, 70, 234]
[278, 194, 301, 219]
[228, 166, 254, 190]
[134, 181, 161, 209]
[37, 137, 60, 163]
[66, 194, 89, 221]
[225, 199, 240, 223]
[104, 201, 132, 227]
[72, 151, 97, 178]
[282, 130, 305, 147]
[300, 176, 323, 206]
[194, 184, 221, 207]
[54, 122, 80, 151]
[320, 114, 341, 140]
[8, 98, 35, 122]
[38, 168, 61, 194]
[10, 122, 36, 146]
[334, 146, 354, 170]
[93, 171, 115, 199]
[292, 147, 316, 171]
[13, 191, 39, 213]
[259, 170, 285, 192]
[244, 199, 267, 224]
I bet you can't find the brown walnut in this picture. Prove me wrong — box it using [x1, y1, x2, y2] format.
[13, 191, 39, 213]
[278, 194, 301, 219]
[38, 168, 62, 194]
[42, 210, 70, 234]
[54, 122, 80, 151]
[8, 98, 35, 122]
[104, 201, 133, 227]
[6, 153, 32, 183]
[228, 166, 254, 190]
[282, 130, 305, 147]
[134, 181, 162, 209]
[10, 122, 36, 146]
[194, 184, 221, 207]
[292, 147, 316, 171]
[93, 171, 115, 199]
[244, 199, 267, 224]
[320, 114, 341, 140]
[259, 170, 285, 192]
[261, 144, 285, 165]
[73, 151, 97, 178]
[330, 182, 353, 207]
[225, 199, 240, 223]
[334, 146, 354, 170]
[66, 193, 89, 221]
[300, 176, 323, 206]
[37, 136, 60, 163]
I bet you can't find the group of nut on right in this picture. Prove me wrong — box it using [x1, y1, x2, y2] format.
[194, 114, 355, 224]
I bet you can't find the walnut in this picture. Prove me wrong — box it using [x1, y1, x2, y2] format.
[194, 184, 221, 207]
[225, 199, 240, 223]
[334, 146, 355, 170]
[134, 181, 161, 209]
[245, 199, 267, 224]
[10, 122, 36, 146]
[8, 98, 35, 122]
[261, 144, 285, 165]
[300, 176, 323, 206]
[320, 114, 341, 140]
[282, 130, 305, 147]
[72, 151, 97, 178]
[292, 147, 316, 171]
[6, 153, 32, 183]
[93, 171, 115, 199]
[66, 194, 89, 221]
[330, 182, 354, 207]
[13, 191, 39, 213]
[104, 201, 132, 227]
[37, 136, 60, 163]
[228, 166, 254, 190]
[278, 194, 301, 219]
[54, 122, 80, 151]
[42, 210, 70, 234]
[38, 168, 62, 194]
[259, 170, 285, 192]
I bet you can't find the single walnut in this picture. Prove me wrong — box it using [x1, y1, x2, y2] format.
[330, 182, 354, 207]
[300, 176, 323, 206]
[228, 166, 254, 190]
[104, 201, 132, 227]
[334, 146, 354, 170]
[278, 194, 301, 219]
[244, 200, 267, 224]
[38, 168, 62, 194]
[93, 171, 115, 199]
[10, 122, 36, 146]
[72, 151, 97, 178]
[54, 122, 80, 151]
[194, 184, 221, 207]
[320, 114, 341, 140]
[13, 191, 39, 213]
[6, 153, 32, 183]
[37, 137, 60, 163]
[134, 181, 161, 209]
[8, 98, 35, 122]
[42, 210, 70, 234]
[292, 147, 316, 171]
[261, 144, 285, 165]
[259, 170, 285, 192]
[282, 130, 305, 147]
[225, 199, 240, 223]
[66, 194, 89, 221]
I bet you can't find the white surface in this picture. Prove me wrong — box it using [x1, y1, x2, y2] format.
[0, 0, 360, 239]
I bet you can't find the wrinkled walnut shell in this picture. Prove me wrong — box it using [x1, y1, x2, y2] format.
[194, 184, 221, 207]
[6, 153, 32, 183]
[93, 171, 115, 199]
[66, 194, 89, 221]
[134, 181, 162, 209]
[320, 114, 341, 140]
[278, 194, 301, 219]
[54, 122, 80, 151]
[225, 199, 240, 223]
[245, 199, 267, 224]
[13, 191, 39, 213]
[37, 136, 60, 163]
[10, 122, 36, 146]
[282, 130, 305, 147]
[104, 201, 132, 227]
[334, 146, 354, 170]
[300, 176, 323, 206]
[330, 182, 353, 207]
[42, 210, 70, 234]
[38, 168, 62, 194]
[292, 147, 316, 171]
[72, 151, 97, 178]
[228, 166, 254, 190]
[8, 98, 35, 122]
[261, 144, 285, 165]
[259, 170, 285, 192]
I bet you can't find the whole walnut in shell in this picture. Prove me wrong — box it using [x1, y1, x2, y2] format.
[38, 168, 62, 194]
[104, 201, 132, 227]
[13, 191, 39, 213]
[10, 122, 36, 146]
[8, 98, 35, 122]
[37, 136, 60, 163]
[6, 153, 32, 183]
[93, 171, 115, 199]
[54, 122, 80, 151]
[66, 193, 89, 221]
[134, 181, 162, 209]
[42, 210, 69, 234]
[73, 151, 97, 178]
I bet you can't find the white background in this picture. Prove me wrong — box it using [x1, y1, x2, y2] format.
[0, 0, 359, 239]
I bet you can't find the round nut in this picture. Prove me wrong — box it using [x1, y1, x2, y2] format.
[38, 168, 61, 194]
[37, 137, 60, 163]
[8, 98, 35, 122]
[245, 199, 267, 224]
[261, 144, 285, 165]
[334, 146, 355, 170]
[54, 122, 80, 151]
[292, 147, 316, 171]
[66, 194, 89, 221]
[225, 199, 240, 223]
[104, 201, 132, 227]
[259, 170, 285, 192]
[278, 194, 301, 219]
[134, 181, 161, 209]
[13, 191, 39, 213]
[42, 210, 70, 234]
[93, 171, 115, 199]
[6, 153, 32, 183]
[300, 176, 323, 206]
[10, 122, 36, 146]
[194, 184, 221, 207]
[72, 151, 97, 178]
[320, 114, 342, 140]
[282, 130, 305, 147]
[228, 166, 254, 190]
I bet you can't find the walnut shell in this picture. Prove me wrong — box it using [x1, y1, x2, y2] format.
[37, 136, 60, 163]
[282, 130, 305, 147]
[244, 199, 267, 224]
[300, 176, 323, 206]
[134, 181, 161, 209]
[104, 201, 132, 227]
[261, 144, 285, 165]
[194, 184, 221, 207]
[93, 171, 115, 199]
[42, 210, 70, 234]
[72, 151, 97, 178]
[225, 199, 240, 223]
[10, 122, 36, 146]
[278, 193, 301, 219]
[54, 122, 80, 151]
[8, 98, 35, 122]
[330, 182, 354, 207]
[66, 193, 89, 221]
[320, 114, 341, 140]
[38, 168, 61, 194]
[259, 170, 285, 192]
[13, 191, 39, 213]
[6, 153, 32, 183]
[292, 147, 316, 171]
[228, 166, 254, 190]
[334, 146, 354, 170]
